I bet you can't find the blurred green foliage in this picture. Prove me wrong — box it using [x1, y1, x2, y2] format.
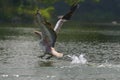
[0, 0, 120, 25]
[40, 6, 54, 20]
[0, 0, 82, 24]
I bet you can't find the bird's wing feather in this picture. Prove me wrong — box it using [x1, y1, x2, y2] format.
[35, 12, 57, 47]
[62, 3, 79, 20]
[54, 2, 79, 32]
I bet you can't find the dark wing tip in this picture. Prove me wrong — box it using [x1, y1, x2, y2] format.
[70, 2, 79, 11]
[62, 2, 79, 20]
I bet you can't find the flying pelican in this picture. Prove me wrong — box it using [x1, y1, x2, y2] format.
[54, 2, 79, 32]
[34, 2, 79, 59]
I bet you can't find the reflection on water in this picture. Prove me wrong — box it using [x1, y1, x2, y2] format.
[0, 26, 120, 80]
[37, 60, 54, 67]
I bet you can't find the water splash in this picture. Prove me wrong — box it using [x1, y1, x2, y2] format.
[67, 54, 87, 64]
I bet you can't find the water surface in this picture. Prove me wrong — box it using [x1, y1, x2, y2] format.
[0, 25, 120, 80]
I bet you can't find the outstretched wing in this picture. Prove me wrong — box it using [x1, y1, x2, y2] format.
[35, 11, 57, 47]
[62, 3, 79, 20]
[54, 2, 79, 32]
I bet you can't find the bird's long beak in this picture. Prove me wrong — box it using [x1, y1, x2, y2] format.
[51, 47, 63, 58]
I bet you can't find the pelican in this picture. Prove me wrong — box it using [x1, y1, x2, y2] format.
[35, 11, 63, 59]
[54, 2, 79, 32]
[34, 2, 79, 59]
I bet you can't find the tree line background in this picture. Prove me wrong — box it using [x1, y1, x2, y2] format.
[0, 0, 120, 25]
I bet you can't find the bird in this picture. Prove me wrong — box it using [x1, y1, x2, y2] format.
[34, 11, 63, 59]
[34, 2, 79, 59]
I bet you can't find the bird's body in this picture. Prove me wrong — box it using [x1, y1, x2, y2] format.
[35, 12, 63, 59]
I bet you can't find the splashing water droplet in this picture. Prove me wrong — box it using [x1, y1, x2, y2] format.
[13, 74, 20, 77]
[67, 54, 87, 64]
[2, 74, 8, 77]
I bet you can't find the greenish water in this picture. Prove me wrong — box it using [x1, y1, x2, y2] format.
[0, 24, 120, 80]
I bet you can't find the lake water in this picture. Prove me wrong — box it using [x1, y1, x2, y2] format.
[0, 25, 120, 80]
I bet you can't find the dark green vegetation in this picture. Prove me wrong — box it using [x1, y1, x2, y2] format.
[0, 0, 120, 25]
